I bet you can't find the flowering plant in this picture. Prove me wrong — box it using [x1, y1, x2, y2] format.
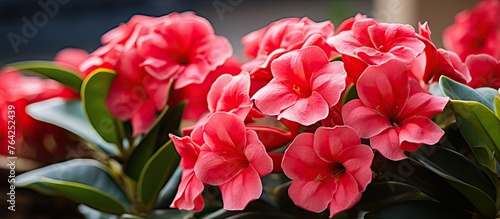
[4, 1, 500, 218]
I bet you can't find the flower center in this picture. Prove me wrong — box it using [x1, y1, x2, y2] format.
[331, 162, 346, 182]
[292, 84, 311, 97]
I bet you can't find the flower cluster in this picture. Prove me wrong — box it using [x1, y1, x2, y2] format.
[6, 0, 500, 218]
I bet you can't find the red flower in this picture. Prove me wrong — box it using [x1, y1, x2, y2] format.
[342, 60, 448, 160]
[282, 126, 373, 218]
[0, 70, 78, 161]
[80, 12, 233, 136]
[410, 22, 470, 87]
[252, 46, 346, 126]
[194, 112, 273, 210]
[169, 134, 205, 211]
[443, 0, 500, 60]
[327, 18, 425, 83]
[241, 17, 335, 94]
[466, 54, 500, 89]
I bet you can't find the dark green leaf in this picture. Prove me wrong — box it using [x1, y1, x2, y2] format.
[451, 100, 500, 162]
[439, 76, 494, 110]
[364, 200, 472, 219]
[78, 205, 117, 219]
[155, 167, 182, 208]
[137, 140, 180, 210]
[81, 68, 124, 145]
[147, 209, 195, 219]
[342, 84, 358, 104]
[358, 181, 420, 211]
[7, 60, 83, 92]
[26, 98, 117, 155]
[17, 159, 130, 214]
[124, 101, 184, 181]
[226, 212, 295, 219]
[410, 146, 497, 218]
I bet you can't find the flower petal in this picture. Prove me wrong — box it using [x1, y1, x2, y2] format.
[219, 166, 263, 210]
[278, 91, 329, 126]
[398, 116, 445, 148]
[288, 178, 337, 213]
[329, 172, 361, 218]
[371, 128, 406, 161]
[170, 169, 205, 211]
[342, 99, 391, 138]
[244, 130, 273, 177]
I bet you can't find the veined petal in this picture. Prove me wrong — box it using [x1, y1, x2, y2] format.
[202, 112, 246, 151]
[288, 179, 337, 213]
[282, 133, 332, 181]
[398, 116, 445, 147]
[342, 100, 391, 138]
[195, 145, 243, 185]
[244, 130, 273, 177]
[313, 126, 361, 163]
[170, 169, 205, 211]
[371, 128, 406, 161]
[329, 172, 361, 218]
[219, 166, 263, 210]
[252, 81, 300, 115]
[278, 91, 329, 126]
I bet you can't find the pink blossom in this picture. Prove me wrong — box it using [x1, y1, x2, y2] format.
[54, 48, 90, 77]
[282, 126, 373, 218]
[169, 134, 205, 211]
[241, 17, 336, 94]
[168, 57, 241, 120]
[194, 112, 273, 210]
[343, 59, 448, 160]
[327, 18, 425, 83]
[80, 12, 233, 136]
[252, 46, 346, 126]
[443, 0, 500, 60]
[466, 54, 500, 89]
[410, 22, 470, 86]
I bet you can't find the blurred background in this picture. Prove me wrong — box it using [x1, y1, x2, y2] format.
[0, 0, 477, 67]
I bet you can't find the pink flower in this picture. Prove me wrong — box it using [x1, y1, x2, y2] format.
[282, 126, 373, 218]
[194, 112, 273, 210]
[466, 54, 500, 89]
[342, 59, 448, 160]
[169, 134, 205, 211]
[54, 48, 90, 77]
[80, 12, 233, 136]
[241, 17, 336, 94]
[443, 0, 500, 60]
[206, 72, 253, 120]
[140, 12, 233, 89]
[0, 70, 78, 161]
[168, 57, 241, 120]
[410, 22, 470, 86]
[252, 46, 346, 126]
[334, 13, 367, 34]
[327, 18, 425, 83]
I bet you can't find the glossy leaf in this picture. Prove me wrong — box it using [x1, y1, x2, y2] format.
[155, 167, 182, 208]
[137, 140, 180, 210]
[26, 98, 117, 155]
[7, 60, 83, 92]
[451, 100, 500, 161]
[364, 200, 472, 219]
[78, 205, 117, 219]
[124, 102, 184, 181]
[410, 146, 497, 218]
[342, 84, 358, 104]
[439, 76, 494, 111]
[477, 87, 499, 107]
[81, 68, 124, 145]
[17, 159, 130, 214]
[495, 95, 500, 118]
[358, 181, 420, 211]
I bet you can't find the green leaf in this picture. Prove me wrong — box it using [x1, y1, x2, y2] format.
[124, 101, 184, 181]
[7, 60, 83, 92]
[155, 167, 182, 208]
[364, 200, 472, 219]
[26, 98, 117, 155]
[78, 205, 117, 219]
[476, 87, 499, 107]
[342, 84, 358, 104]
[137, 140, 180, 210]
[495, 95, 500, 118]
[147, 210, 195, 219]
[358, 181, 420, 211]
[439, 76, 494, 110]
[410, 146, 497, 218]
[17, 159, 130, 214]
[81, 68, 124, 145]
[451, 100, 500, 162]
